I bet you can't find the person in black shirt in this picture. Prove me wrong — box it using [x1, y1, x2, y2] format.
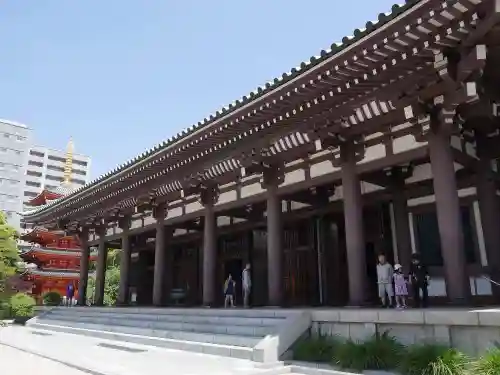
[409, 253, 429, 308]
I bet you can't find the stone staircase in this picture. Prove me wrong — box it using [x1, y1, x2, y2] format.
[28, 306, 311, 363]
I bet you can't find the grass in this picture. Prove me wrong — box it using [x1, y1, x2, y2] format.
[293, 334, 338, 363]
[469, 347, 500, 375]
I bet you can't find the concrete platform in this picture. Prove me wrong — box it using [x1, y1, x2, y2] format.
[310, 307, 500, 355]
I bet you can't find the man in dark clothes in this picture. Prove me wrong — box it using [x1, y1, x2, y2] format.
[409, 253, 429, 308]
[66, 283, 75, 306]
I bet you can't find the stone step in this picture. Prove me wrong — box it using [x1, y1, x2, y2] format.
[51, 306, 291, 319]
[28, 322, 256, 361]
[46, 310, 281, 326]
[40, 314, 273, 336]
[34, 318, 262, 347]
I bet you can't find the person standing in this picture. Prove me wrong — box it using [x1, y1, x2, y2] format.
[376, 254, 394, 308]
[224, 274, 236, 308]
[242, 263, 252, 308]
[409, 253, 429, 308]
[393, 264, 408, 309]
[66, 283, 75, 307]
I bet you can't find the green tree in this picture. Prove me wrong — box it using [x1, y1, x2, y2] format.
[0, 212, 20, 296]
[86, 248, 121, 306]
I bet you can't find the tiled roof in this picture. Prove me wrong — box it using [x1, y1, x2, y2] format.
[22, 0, 422, 216]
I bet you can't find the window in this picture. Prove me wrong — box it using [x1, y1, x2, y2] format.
[46, 165, 64, 172]
[414, 206, 477, 266]
[30, 150, 44, 157]
[71, 178, 86, 185]
[73, 169, 87, 176]
[9, 180, 18, 185]
[24, 191, 37, 197]
[48, 155, 65, 163]
[28, 160, 43, 168]
[16, 136, 24, 141]
[0, 147, 6, 152]
[45, 184, 57, 190]
[46, 175, 63, 182]
[26, 170, 42, 177]
[3, 133, 9, 138]
[73, 159, 88, 167]
[26, 181, 41, 188]
[15, 150, 21, 155]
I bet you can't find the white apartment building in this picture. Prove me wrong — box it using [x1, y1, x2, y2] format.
[24, 145, 92, 207]
[0, 119, 33, 228]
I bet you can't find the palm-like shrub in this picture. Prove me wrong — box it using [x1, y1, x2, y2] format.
[293, 334, 338, 363]
[333, 332, 405, 371]
[469, 347, 500, 375]
[399, 343, 468, 375]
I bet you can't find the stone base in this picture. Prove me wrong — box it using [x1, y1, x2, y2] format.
[310, 307, 500, 356]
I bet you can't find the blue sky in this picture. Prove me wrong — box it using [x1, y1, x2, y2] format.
[0, 0, 397, 178]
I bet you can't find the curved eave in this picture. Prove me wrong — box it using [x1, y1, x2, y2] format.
[26, 270, 96, 279]
[26, 190, 64, 207]
[21, 0, 424, 220]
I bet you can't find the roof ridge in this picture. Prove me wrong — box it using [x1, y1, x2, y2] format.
[21, 0, 422, 216]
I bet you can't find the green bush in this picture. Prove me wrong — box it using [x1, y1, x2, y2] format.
[399, 343, 468, 375]
[293, 334, 338, 363]
[333, 332, 405, 371]
[9, 293, 35, 318]
[470, 347, 500, 375]
[42, 291, 62, 306]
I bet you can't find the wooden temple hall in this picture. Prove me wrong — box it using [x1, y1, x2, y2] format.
[21, 0, 500, 308]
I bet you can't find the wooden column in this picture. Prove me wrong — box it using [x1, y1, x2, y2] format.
[94, 227, 108, 306]
[152, 203, 167, 306]
[476, 134, 500, 297]
[77, 227, 90, 306]
[263, 165, 284, 306]
[340, 141, 367, 306]
[201, 186, 218, 306]
[117, 216, 132, 305]
[388, 166, 413, 271]
[427, 112, 469, 304]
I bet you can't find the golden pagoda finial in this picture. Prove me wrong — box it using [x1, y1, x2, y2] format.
[63, 137, 74, 184]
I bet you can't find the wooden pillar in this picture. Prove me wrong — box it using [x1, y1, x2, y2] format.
[152, 204, 167, 306]
[388, 167, 413, 271]
[263, 165, 284, 306]
[428, 114, 469, 304]
[77, 227, 90, 306]
[117, 216, 132, 305]
[340, 142, 367, 306]
[94, 227, 108, 306]
[476, 134, 500, 297]
[201, 186, 218, 306]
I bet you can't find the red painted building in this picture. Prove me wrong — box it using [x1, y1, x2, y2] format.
[20, 188, 96, 303]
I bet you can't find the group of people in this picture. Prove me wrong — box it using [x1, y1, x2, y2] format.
[376, 253, 429, 309]
[223, 263, 252, 308]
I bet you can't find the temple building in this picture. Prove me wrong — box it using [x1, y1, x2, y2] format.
[19, 139, 97, 303]
[20, 0, 500, 308]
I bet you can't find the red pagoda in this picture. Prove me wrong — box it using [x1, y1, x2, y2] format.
[19, 140, 96, 303]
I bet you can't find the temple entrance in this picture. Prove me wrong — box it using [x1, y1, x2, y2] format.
[283, 220, 319, 306]
[172, 244, 200, 305]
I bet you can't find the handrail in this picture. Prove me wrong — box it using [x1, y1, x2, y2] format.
[481, 275, 500, 287]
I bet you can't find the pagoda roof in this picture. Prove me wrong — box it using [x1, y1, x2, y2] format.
[25, 268, 86, 279]
[20, 246, 97, 258]
[26, 185, 75, 207]
[19, 0, 428, 219]
[19, 227, 65, 243]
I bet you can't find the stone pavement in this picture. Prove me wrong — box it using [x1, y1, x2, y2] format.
[0, 326, 270, 375]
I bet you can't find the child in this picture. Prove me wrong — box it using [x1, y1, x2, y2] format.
[224, 274, 236, 308]
[393, 264, 408, 309]
[376, 254, 394, 308]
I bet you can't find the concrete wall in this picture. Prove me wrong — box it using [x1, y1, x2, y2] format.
[311, 309, 500, 356]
